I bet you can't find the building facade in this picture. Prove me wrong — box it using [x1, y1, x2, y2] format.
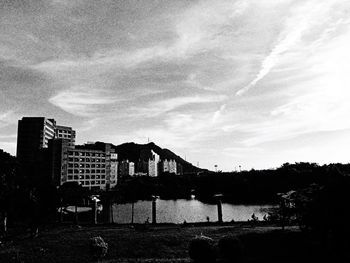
[55, 125, 76, 147]
[49, 140, 117, 190]
[148, 150, 160, 177]
[17, 117, 56, 164]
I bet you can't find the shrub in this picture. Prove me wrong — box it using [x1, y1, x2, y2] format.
[89, 236, 108, 260]
[188, 235, 216, 263]
[218, 236, 244, 262]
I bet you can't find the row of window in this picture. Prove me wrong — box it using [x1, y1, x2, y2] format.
[67, 175, 106, 180]
[67, 169, 106, 174]
[68, 152, 105, 157]
[68, 157, 106, 163]
[66, 179, 106, 185]
[68, 163, 105, 168]
[57, 130, 72, 134]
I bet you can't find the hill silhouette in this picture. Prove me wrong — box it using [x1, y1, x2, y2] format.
[111, 142, 203, 173]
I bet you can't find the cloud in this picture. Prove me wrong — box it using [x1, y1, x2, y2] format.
[49, 87, 119, 117]
[130, 95, 227, 117]
[0, 111, 18, 128]
[236, 0, 337, 96]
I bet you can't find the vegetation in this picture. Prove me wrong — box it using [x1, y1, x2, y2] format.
[188, 235, 216, 263]
[114, 162, 350, 204]
[1, 223, 348, 262]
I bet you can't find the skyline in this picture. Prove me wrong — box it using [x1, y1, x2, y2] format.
[1, 0, 350, 171]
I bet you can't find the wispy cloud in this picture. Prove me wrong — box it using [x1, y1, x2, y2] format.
[0, 111, 18, 128]
[130, 95, 227, 118]
[236, 1, 337, 96]
[49, 87, 119, 117]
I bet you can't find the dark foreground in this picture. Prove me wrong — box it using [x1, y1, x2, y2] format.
[0, 223, 348, 263]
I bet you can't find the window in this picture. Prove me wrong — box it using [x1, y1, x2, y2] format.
[101, 180, 106, 184]
[73, 175, 79, 180]
[85, 169, 90, 174]
[91, 175, 95, 179]
[68, 163, 73, 168]
[101, 175, 105, 179]
[68, 176, 73, 180]
[86, 175, 90, 179]
[91, 181, 95, 185]
[68, 169, 73, 174]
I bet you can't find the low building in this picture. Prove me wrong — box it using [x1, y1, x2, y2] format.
[49, 140, 117, 190]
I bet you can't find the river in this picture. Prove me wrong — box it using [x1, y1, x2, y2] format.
[112, 199, 274, 224]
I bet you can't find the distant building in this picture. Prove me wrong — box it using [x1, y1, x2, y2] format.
[148, 150, 160, 177]
[118, 160, 135, 177]
[49, 140, 117, 190]
[161, 159, 178, 174]
[129, 162, 135, 176]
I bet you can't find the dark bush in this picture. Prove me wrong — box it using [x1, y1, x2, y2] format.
[188, 235, 216, 263]
[218, 236, 244, 262]
[89, 236, 108, 260]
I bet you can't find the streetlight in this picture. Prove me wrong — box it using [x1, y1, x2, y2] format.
[213, 194, 224, 223]
[151, 195, 159, 225]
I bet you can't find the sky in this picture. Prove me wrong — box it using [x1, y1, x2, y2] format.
[1, 0, 350, 171]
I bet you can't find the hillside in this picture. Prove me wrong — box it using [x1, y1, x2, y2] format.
[111, 142, 203, 173]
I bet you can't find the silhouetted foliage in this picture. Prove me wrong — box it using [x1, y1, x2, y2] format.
[113, 162, 350, 204]
[189, 235, 216, 263]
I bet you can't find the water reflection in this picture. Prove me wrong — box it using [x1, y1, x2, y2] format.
[112, 199, 273, 224]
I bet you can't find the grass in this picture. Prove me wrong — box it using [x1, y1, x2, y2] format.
[0, 223, 348, 262]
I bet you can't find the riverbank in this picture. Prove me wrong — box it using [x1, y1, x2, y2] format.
[1, 222, 345, 263]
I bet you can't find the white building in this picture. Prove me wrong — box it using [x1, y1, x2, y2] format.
[148, 150, 160, 177]
[161, 159, 177, 174]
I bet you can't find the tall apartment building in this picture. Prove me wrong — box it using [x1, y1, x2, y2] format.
[17, 117, 56, 164]
[55, 125, 76, 147]
[148, 150, 160, 177]
[49, 140, 118, 190]
[17, 117, 76, 163]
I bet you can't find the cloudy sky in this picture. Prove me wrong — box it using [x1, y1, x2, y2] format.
[1, 0, 350, 171]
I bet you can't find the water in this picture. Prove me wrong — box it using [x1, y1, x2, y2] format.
[112, 199, 274, 224]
